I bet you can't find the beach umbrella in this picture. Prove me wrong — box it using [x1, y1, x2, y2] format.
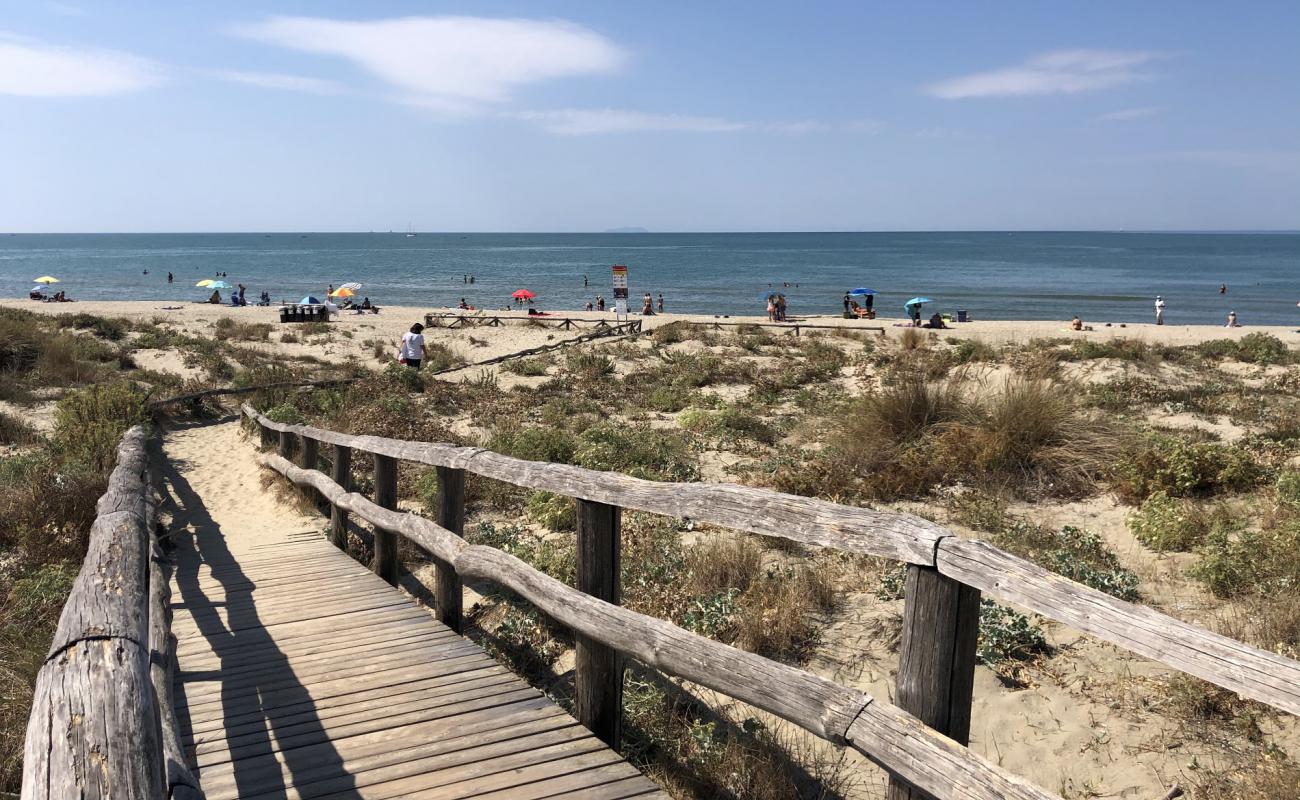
[207, 280, 233, 290]
[196, 279, 214, 287]
[329, 287, 355, 298]
[300, 296, 322, 305]
[512, 289, 535, 300]
[34, 276, 60, 284]
[903, 297, 932, 307]
[338, 282, 363, 291]
[848, 288, 876, 295]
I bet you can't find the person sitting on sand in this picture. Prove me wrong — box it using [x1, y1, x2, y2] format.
[585, 301, 593, 312]
[1071, 315, 1083, 331]
[360, 297, 373, 310]
[458, 298, 469, 310]
[1227, 310, 1239, 327]
[208, 290, 221, 304]
[926, 312, 947, 329]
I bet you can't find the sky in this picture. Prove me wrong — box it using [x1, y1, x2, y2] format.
[1, 0, 1297, 232]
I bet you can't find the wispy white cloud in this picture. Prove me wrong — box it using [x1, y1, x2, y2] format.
[231, 15, 625, 111]
[210, 69, 346, 95]
[0, 33, 163, 96]
[926, 49, 1165, 99]
[1096, 106, 1162, 121]
[508, 108, 746, 135]
[507, 110, 883, 136]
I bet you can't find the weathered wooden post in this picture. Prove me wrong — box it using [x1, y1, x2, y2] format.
[372, 454, 399, 585]
[258, 417, 274, 450]
[278, 428, 295, 460]
[575, 499, 623, 749]
[329, 444, 352, 550]
[434, 466, 466, 632]
[300, 435, 318, 472]
[888, 565, 981, 800]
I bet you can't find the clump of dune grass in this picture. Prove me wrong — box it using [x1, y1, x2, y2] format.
[897, 327, 927, 351]
[0, 412, 39, 446]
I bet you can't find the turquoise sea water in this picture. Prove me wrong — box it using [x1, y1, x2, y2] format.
[1, 232, 1297, 324]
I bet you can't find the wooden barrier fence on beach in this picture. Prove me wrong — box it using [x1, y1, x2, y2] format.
[238, 401, 1299, 799]
[423, 312, 642, 334]
[22, 383, 1300, 799]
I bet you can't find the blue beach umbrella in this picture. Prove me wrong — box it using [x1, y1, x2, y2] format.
[903, 297, 932, 308]
[300, 296, 322, 305]
[207, 280, 233, 290]
[848, 288, 876, 295]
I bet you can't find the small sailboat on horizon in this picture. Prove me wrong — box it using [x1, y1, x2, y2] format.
[406, 222, 417, 238]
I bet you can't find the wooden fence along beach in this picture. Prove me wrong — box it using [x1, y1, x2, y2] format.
[20, 379, 1300, 799]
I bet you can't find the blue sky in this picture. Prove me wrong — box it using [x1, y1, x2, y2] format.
[1, 1, 1297, 232]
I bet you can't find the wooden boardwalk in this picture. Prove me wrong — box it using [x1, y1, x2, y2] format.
[162, 425, 665, 800]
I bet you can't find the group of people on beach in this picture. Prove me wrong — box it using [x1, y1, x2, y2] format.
[766, 294, 788, 322]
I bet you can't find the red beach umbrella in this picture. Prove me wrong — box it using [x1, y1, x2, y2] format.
[512, 289, 536, 300]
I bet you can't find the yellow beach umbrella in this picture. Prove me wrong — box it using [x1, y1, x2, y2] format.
[329, 287, 355, 298]
[196, 279, 214, 287]
[34, 276, 60, 284]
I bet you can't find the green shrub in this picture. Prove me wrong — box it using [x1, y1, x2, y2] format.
[1276, 469, 1300, 510]
[380, 361, 424, 393]
[573, 423, 697, 481]
[526, 491, 576, 531]
[488, 426, 577, 464]
[992, 522, 1140, 600]
[1191, 522, 1300, 599]
[57, 312, 128, 341]
[53, 382, 150, 472]
[643, 384, 694, 412]
[951, 338, 998, 363]
[501, 357, 549, 376]
[0, 453, 104, 566]
[1235, 333, 1291, 364]
[978, 600, 1049, 666]
[1112, 434, 1264, 503]
[263, 403, 304, 425]
[0, 411, 39, 446]
[564, 351, 615, 381]
[1126, 492, 1211, 551]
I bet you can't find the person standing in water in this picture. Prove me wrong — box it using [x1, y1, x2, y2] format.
[657, 293, 664, 313]
[1154, 295, 1166, 325]
[167, 271, 173, 283]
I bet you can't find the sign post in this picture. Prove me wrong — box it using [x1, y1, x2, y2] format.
[611, 264, 628, 322]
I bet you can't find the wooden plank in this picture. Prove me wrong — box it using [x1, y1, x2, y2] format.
[575, 499, 623, 749]
[889, 565, 980, 800]
[197, 705, 576, 799]
[193, 687, 546, 768]
[207, 716, 585, 800]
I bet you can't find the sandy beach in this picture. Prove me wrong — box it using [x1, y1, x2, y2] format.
[5, 298, 1294, 353]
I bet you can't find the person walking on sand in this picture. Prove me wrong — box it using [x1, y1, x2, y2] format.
[766, 294, 776, 322]
[1154, 295, 1166, 325]
[399, 323, 425, 370]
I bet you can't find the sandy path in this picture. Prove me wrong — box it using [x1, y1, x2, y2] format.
[156, 417, 320, 560]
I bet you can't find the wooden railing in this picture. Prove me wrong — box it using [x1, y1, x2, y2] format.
[21, 427, 202, 800]
[424, 312, 643, 334]
[242, 402, 1300, 799]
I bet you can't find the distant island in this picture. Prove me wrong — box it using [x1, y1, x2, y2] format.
[603, 227, 649, 233]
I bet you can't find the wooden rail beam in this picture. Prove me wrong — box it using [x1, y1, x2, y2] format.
[889, 565, 981, 800]
[575, 499, 623, 748]
[330, 444, 352, 550]
[22, 427, 164, 800]
[434, 466, 465, 632]
[372, 453, 399, 584]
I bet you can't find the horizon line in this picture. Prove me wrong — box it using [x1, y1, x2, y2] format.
[3, 229, 1298, 236]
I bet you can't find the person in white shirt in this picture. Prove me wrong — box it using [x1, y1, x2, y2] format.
[400, 323, 425, 369]
[1154, 295, 1166, 325]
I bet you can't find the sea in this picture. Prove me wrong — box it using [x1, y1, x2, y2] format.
[1, 232, 1297, 325]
